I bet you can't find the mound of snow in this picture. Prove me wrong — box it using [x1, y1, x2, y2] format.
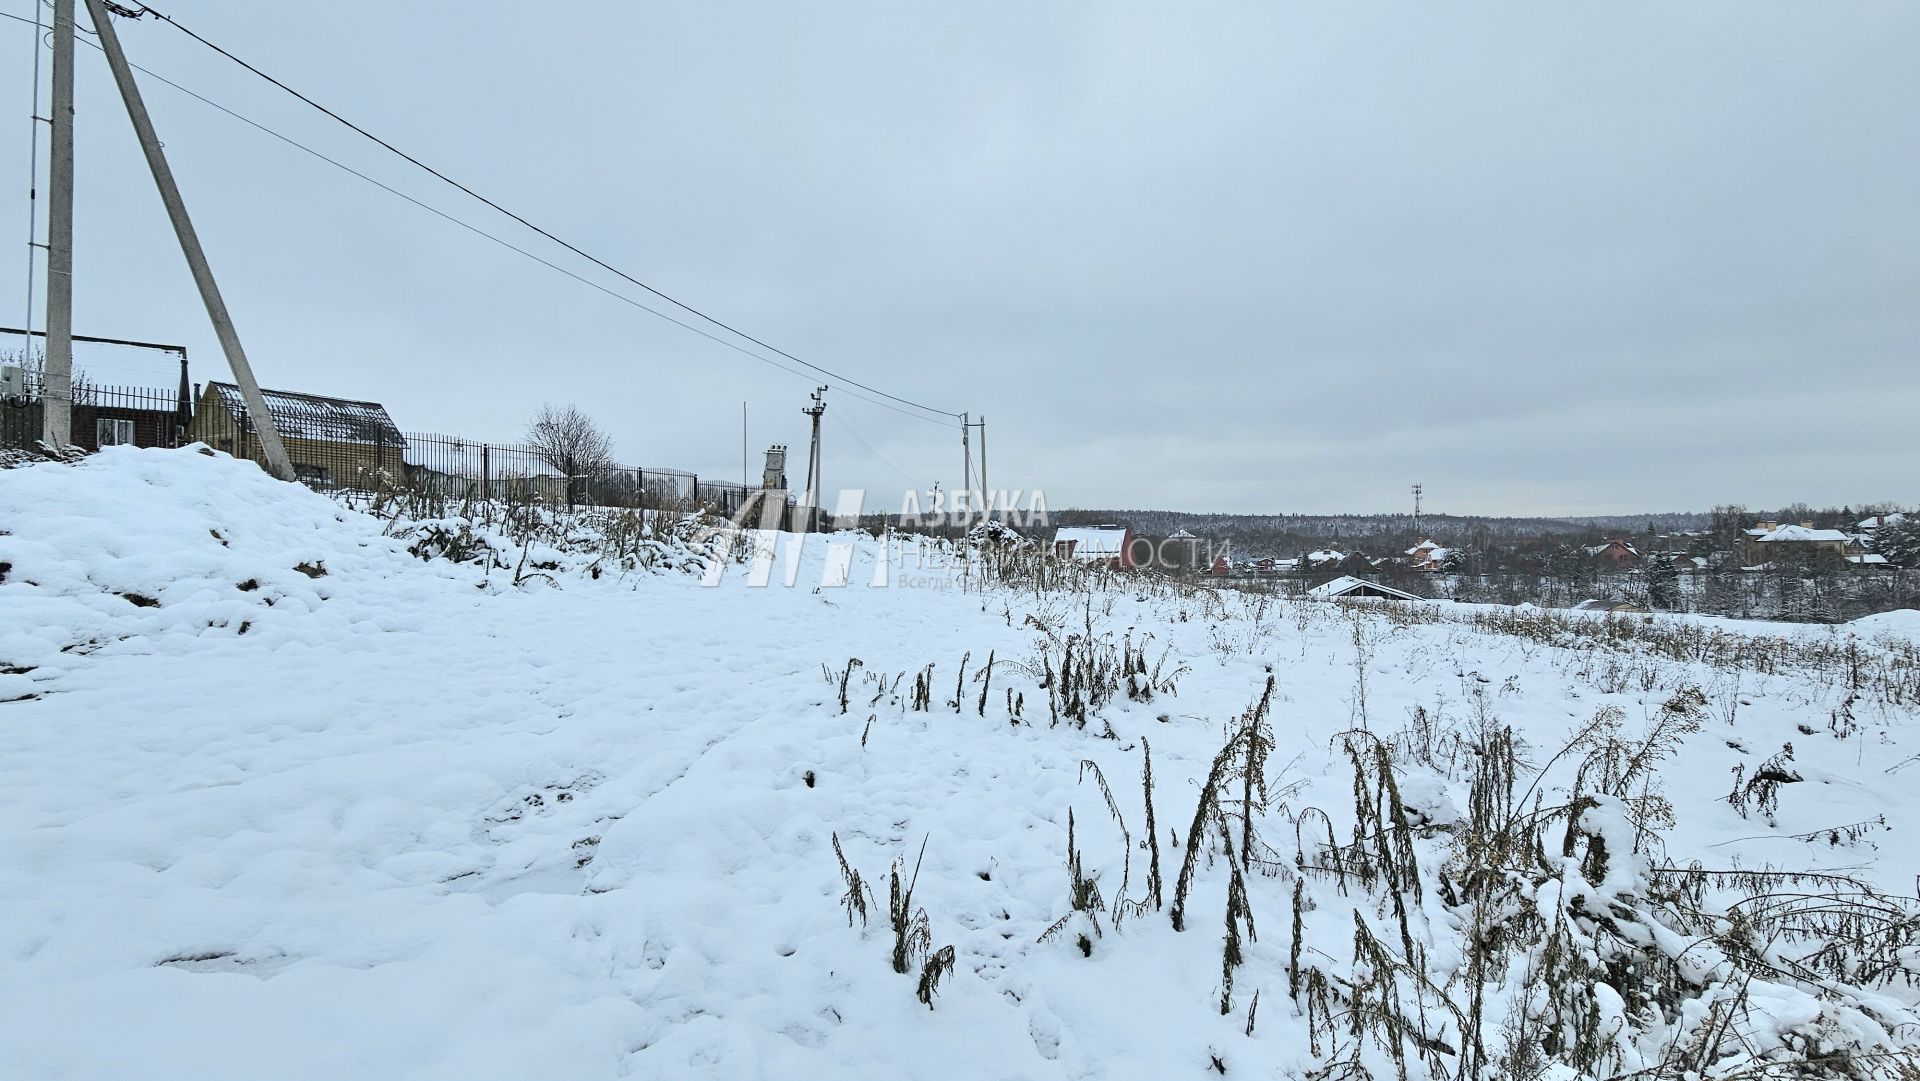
[0, 447, 448, 687]
[1846, 607, 1920, 642]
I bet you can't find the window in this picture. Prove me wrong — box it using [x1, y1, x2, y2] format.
[293, 463, 335, 488]
[97, 418, 135, 447]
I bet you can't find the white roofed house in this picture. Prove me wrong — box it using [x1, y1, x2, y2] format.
[1053, 526, 1136, 570]
[1306, 545, 1347, 569]
[1405, 538, 1457, 571]
[1308, 575, 1422, 601]
[1742, 522, 1849, 564]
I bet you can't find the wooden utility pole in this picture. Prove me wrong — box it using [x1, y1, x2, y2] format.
[40, 0, 75, 450]
[85, 0, 296, 480]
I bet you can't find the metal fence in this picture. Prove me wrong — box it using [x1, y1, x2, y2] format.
[401, 430, 753, 517]
[0, 376, 763, 519]
[0, 372, 189, 453]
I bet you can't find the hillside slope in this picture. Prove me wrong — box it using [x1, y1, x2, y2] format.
[2, 449, 1915, 1080]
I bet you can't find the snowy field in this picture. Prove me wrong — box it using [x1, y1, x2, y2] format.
[2, 449, 1917, 1080]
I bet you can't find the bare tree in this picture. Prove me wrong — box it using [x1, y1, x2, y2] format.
[526, 403, 616, 509]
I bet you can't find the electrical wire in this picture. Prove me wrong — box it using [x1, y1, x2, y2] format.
[16, 2, 44, 362]
[129, 2, 965, 422]
[22, 12, 955, 429]
[7, 5, 962, 484]
[829, 405, 935, 491]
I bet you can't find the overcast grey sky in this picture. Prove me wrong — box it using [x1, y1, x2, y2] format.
[4, 2, 1915, 516]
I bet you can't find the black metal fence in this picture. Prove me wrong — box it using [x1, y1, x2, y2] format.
[0, 372, 189, 453]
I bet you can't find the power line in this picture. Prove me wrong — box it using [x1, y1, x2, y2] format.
[16, 2, 45, 360]
[128, 3, 965, 422]
[9, 5, 958, 486]
[830, 405, 934, 490]
[7, 11, 956, 429]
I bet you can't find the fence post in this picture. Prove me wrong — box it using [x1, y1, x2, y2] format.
[481, 443, 491, 502]
[692, 473, 699, 510]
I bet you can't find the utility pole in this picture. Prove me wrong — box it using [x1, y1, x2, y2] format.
[801, 385, 826, 532]
[20, 0, 46, 374]
[40, 0, 75, 450]
[960, 412, 971, 530]
[977, 415, 987, 520]
[85, 0, 296, 481]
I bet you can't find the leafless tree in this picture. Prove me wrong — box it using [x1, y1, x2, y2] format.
[526, 403, 616, 509]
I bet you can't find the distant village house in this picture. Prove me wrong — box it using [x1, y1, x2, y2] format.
[1585, 539, 1641, 568]
[1053, 526, 1135, 570]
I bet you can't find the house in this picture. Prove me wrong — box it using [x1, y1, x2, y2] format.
[1857, 513, 1906, 533]
[1307, 576, 1422, 601]
[1160, 528, 1201, 572]
[1405, 538, 1456, 571]
[1306, 546, 1347, 569]
[188, 381, 407, 489]
[0, 328, 192, 453]
[1572, 599, 1648, 614]
[1743, 522, 1850, 564]
[68, 375, 191, 453]
[1053, 526, 1135, 570]
[1584, 539, 1641, 568]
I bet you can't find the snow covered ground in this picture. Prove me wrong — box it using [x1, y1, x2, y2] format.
[2, 448, 1916, 1079]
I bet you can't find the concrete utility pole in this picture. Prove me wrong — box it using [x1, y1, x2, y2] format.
[40, 0, 75, 449]
[85, 0, 296, 480]
[801, 386, 826, 531]
[960, 412, 971, 529]
[977, 415, 987, 519]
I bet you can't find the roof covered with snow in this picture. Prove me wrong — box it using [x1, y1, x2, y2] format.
[1053, 526, 1127, 557]
[206, 381, 405, 448]
[1573, 599, 1646, 612]
[1756, 524, 1848, 543]
[1307, 575, 1421, 601]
